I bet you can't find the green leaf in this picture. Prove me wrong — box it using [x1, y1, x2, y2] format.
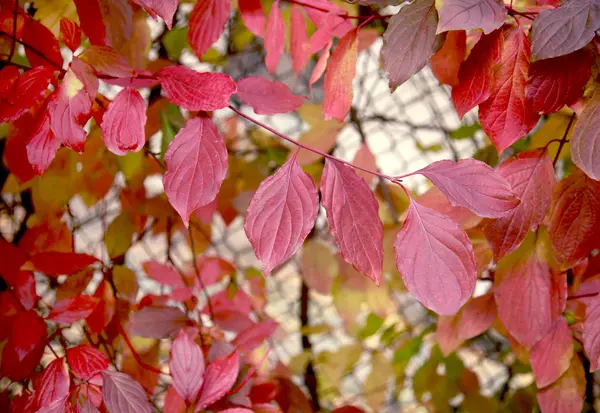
[473, 144, 499, 167]
[449, 122, 481, 140]
[105, 212, 134, 258]
[162, 27, 189, 61]
[358, 313, 385, 339]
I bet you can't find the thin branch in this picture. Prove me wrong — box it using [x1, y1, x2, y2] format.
[188, 228, 215, 319]
[283, 0, 392, 20]
[568, 292, 599, 301]
[116, 323, 167, 376]
[553, 112, 577, 167]
[229, 105, 403, 185]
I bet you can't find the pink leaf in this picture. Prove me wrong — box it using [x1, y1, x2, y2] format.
[482, 149, 555, 261]
[303, 0, 354, 38]
[323, 28, 358, 122]
[188, 0, 230, 58]
[537, 355, 585, 413]
[26, 109, 61, 176]
[239, 0, 266, 37]
[169, 330, 205, 402]
[265, 0, 284, 73]
[132, 0, 178, 29]
[36, 397, 68, 413]
[571, 90, 600, 180]
[320, 159, 383, 284]
[412, 159, 519, 218]
[530, 318, 574, 387]
[394, 199, 477, 315]
[195, 352, 240, 411]
[47, 295, 100, 324]
[102, 371, 152, 413]
[157, 65, 236, 112]
[437, 0, 506, 34]
[479, 26, 540, 153]
[382, 0, 442, 89]
[101, 87, 147, 155]
[232, 320, 279, 353]
[236, 77, 304, 115]
[163, 115, 228, 227]
[129, 306, 189, 339]
[142, 261, 185, 288]
[309, 41, 332, 89]
[290, 5, 310, 74]
[244, 156, 318, 275]
[352, 143, 377, 186]
[34, 358, 70, 410]
[66, 344, 109, 381]
[584, 296, 600, 371]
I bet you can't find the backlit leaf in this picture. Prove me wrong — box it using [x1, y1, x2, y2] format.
[245, 156, 318, 275]
[66, 344, 110, 381]
[382, 0, 441, 89]
[323, 28, 358, 122]
[437, 0, 506, 34]
[26, 252, 97, 276]
[101, 87, 147, 155]
[22, 17, 63, 68]
[26, 108, 61, 176]
[48, 295, 99, 324]
[352, 143, 377, 186]
[321, 159, 384, 285]
[291, 5, 309, 74]
[395, 199, 477, 315]
[236, 77, 304, 115]
[169, 330, 205, 402]
[195, 352, 240, 411]
[0, 310, 46, 381]
[239, 0, 266, 37]
[188, 0, 230, 58]
[265, 0, 284, 73]
[157, 65, 236, 112]
[60, 18, 81, 52]
[102, 371, 152, 413]
[412, 158, 519, 218]
[571, 90, 600, 180]
[232, 320, 278, 353]
[34, 358, 70, 410]
[530, 318, 574, 388]
[163, 115, 228, 227]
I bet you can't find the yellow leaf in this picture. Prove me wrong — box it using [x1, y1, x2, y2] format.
[112, 265, 138, 303]
[105, 212, 134, 258]
[529, 109, 575, 161]
[365, 352, 394, 411]
[33, 0, 78, 36]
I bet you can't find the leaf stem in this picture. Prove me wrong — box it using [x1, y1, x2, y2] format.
[553, 112, 577, 167]
[283, 0, 393, 20]
[567, 292, 599, 301]
[116, 322, 167, 376]
[228, 105, 402, 185]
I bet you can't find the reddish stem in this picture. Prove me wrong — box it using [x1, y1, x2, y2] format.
[228, 105, 403, 185]
[117, 323, 166, 376]
[284, 0, 393, 20]
[568, 292, 599, 301]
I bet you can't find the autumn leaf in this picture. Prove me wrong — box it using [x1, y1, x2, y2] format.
[188, 0, 230, 58]
[323, 29, 358, 122]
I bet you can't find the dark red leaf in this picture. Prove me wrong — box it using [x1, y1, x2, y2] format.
[85, 280, 116, 334]
[102, 371, 152, 413]
[22, 17, 62, 69]
[73, 0, 107, 45]
[0, 310, 46, 381]
[169, 330, 205, 402]
[530, 318, 574, 388]
[67, 344, 110, 381]
[195, 352, 240, 411]
[244, 155, 318, 275]
[0, 66, 54, 124]
[188, 0, 230, 58]
[321, 159, 383, 284]
[13, 271, 38, 310]
[34, 358, 70, 410]
[236, 77, 305, 115]
[25, 108, 61, 175]
[60, 18, 82, 52]
[48, 295, 100, 324]
[101, 87, 147, 155]
[26, 252, 97, 276]
[129, 306, 189, 339]
[0, 238, 27, 286]
[157, 65, 236, 112]
[526, 49, 593, 115]
[163, 115, 228, 227]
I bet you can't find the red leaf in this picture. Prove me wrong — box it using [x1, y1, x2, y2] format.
[102, 371, 152, 413]
[79, 46, 134, 80]
[429, 30, 466, 87]
[290, 5, 309, 74]
[451, 28, 503, 119]
[0, 310, 46, 381]
[303, 0, 353, 38]
[382, 0, 441, 89]
[482, 149, 555, 261]
[265, 0, 284, 73]
[163, 115, 228, 227]
[537, 355, 585, 413]
[219, 409, 254, 413]
[142, 261, 185, 288]
[66, 344, 110, 381]
[239, 0, 266, 37]
[548, 170, 600, 270]
[26, 108, 61, 176]
[236, 77, 304, 115]
[0, 66, 54, 123]
[157, 65, 236, 112]
[85, 280, 116, 334]
[129, 306, 189, 339]
[48, 295, 99, 324]
[571, 90, 600, 180]
[526, 49, 593, 115]
[394, 199, 477, 315]
[73, 0, 107, 45]
[309, 41, 332, 88]
[13, 271, 38, 310]
[244, 156, 318, 275]
[531, 0, 600, 60]
[26, 252, 97, 276]
[0, 238, 28, 286]
[22, 17, 62, 69]
[195, 352, 240, 411]
[494, 237, 567, 348]
[164, 386, 187, 413]
[323, 28, 358, 122]
[132, 0, 178, 29]
[457, 292, 497, 341]
[530, 318, 574, 388]
[60, 18, 82, 52]
[169, 330, 205, 402]
[584, 296, 600, 371]
[479, 26, 540, 153]
[48, 69, 93, 153]
[34, 358, 70, 410]
[101, 87, 147, 155]
[188, 0, 230, 58]
[36, 397, 68, 413]
[232, 320, 279, 353]
[320, 159, 383, 284]
[413, 159, 519, 218]
[331, 407, 366, 413]
[437, 0, 506, 34]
